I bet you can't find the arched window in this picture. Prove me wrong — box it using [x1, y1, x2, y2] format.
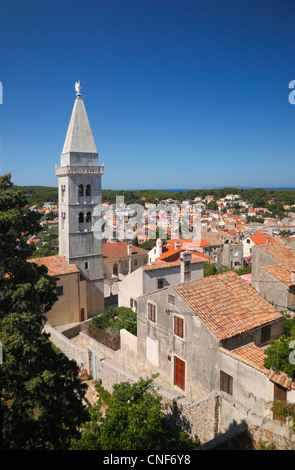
[78, 212, 84, 224]
[86, 212, 92, 223]
[86, 184, 92, 197]
[78, 184, 84, 197]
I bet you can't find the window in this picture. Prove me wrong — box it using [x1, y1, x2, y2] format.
[174, 315, 184, 338]
[130, 298, 137, 311]
[86, 212, 92, 223]
[80, 308, 85, 322]
[184, 271, 191, 282]
[220, 371, 233, 396]
[148, 302, 156, 322]
[157, 278, 164, 289]
[261, 325, 271, 344]
[78, 184, 84, 197]
[113, 263, 118, 275]
[168, 294, 175, 305]
[78, 212, 84, 224]
[86, 184, 92, 197]
[56, 286, 64, 296]
[85, 262, 88, 270]
[246, 239, 251, 244]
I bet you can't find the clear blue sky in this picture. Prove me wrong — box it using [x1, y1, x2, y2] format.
[0, 0, 294, 190]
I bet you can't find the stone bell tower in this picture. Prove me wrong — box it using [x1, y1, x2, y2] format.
[56, 80, 104, 318]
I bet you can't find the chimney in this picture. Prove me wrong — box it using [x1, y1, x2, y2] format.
[180, 251, 192, 284]
[156, 238, 162, 256]
[291, 271, 295, 283]
[127, 244, 132, 256]
[266, 236, 270, 244]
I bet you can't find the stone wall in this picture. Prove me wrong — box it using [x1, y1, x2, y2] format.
[168, 392, 220, 444]
[44, 322, 295, 449]
[44, 323, 90, 371]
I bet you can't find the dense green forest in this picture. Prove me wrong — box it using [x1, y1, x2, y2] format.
[12, 185, 295, 209]
[13, 185, 59, 206]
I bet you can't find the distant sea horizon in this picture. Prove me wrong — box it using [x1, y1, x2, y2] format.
[107, 187, 295, 192]
[163, 187, 295, 191]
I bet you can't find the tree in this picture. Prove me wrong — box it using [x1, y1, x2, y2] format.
[206, 200, 218, 211]
[70, 375, 197, 450]
[0, 174, 89, 449]
[31, 228, 59, 258]
[263, 313, 295, 379]
[91, 306, 137, 335]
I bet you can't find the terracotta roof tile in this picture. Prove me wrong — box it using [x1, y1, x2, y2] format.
[102, 241, 148, 260]
[256, 242, 295, 286]
[267, 370, 293, 389]
[255, 242, 295, 263]
[27, 254, 79, 276]
[174, 271, 283, 340]
[263, 262, 295, 286]
[220, 345, 294, 389]
[250, 235, 276, 244]
[142, 253, 205, 271]
[220, 344, 267, 373]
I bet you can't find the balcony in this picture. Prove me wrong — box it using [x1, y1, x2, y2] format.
[55, 164, 104, 177]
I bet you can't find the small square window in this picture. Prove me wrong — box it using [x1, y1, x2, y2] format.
[168, 294, 175, 305]
[157, 278, 164, 289]
[56, 286, 64, 296]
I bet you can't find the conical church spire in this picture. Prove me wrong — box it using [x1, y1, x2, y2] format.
[56, 81, 105, 317]
[61, 81, 97, 154]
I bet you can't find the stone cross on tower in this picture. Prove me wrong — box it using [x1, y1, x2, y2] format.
[55, 81, 105, 318]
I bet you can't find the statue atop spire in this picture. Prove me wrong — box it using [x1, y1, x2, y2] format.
[75, 80, 82, 97]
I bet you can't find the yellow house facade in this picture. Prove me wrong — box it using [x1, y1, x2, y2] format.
[28, 254, 88, 326]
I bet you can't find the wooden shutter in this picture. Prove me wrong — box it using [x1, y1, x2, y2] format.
[174, 316, 184, 338]
[273, 384, 287, 423]
[148, 303, 156, 322]
[220, 371, 233, 396]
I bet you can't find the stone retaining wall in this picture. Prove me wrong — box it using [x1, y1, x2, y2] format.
[44, 323, 90, 371]
[44, 322, 295, 449]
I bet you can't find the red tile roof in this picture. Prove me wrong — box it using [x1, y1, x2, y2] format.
[249, 235, 276, 244]
[142, 252, 206, 271]
[256, 242, 295, 263]
[174, 271, 283, 340]
[255, 242, 295, 286]
[220, 344, 294, 389]
[102, 241, 148, 260]
[27, 254, 79, 276]
[220, 344, 267, 372]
